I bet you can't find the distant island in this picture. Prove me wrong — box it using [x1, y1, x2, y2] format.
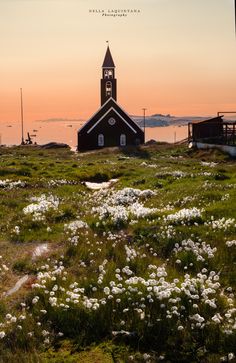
[33, 114, 236, 128]
[132, 114, 210, 127]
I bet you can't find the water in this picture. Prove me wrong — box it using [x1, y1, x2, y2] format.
[0, 120, 188, 148]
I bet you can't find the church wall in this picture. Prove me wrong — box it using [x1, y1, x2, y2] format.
[77, 109, 144, 151]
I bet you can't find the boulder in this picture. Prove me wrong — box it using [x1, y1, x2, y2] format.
[40, 142, 69, 149]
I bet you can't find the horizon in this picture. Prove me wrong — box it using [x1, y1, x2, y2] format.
[0, 0, 236, 123]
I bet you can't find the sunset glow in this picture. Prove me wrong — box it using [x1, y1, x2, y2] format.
[0, 0, 236, 123]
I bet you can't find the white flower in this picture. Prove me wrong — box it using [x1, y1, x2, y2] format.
[226, 240, 236, 247]
[166, 208, 202, 223]
[212, 313, 222, 324]
[104, 287, 110, 295]
[32, 296, 39, 304]
[23, 194, 59, 221]
[0, 331, 5, 339]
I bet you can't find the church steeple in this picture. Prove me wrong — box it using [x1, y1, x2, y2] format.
[102, 46, 115, 68]
[101, 46, 117, 105]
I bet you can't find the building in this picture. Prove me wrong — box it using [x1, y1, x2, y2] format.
[77, 46, 144, 151]
[188, 115, 236, 157]
[188, 116, 224, 143]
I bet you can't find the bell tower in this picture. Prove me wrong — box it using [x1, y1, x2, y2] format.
[101, 46, 117, 105]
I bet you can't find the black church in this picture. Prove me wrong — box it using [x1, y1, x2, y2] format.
[77, 46, 144, 151]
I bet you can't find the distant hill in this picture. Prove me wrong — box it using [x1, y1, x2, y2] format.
[132, 114, 210, 128]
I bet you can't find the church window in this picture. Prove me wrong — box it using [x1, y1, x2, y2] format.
[104, 70, 113, 79]
[108, 117, 116, 125]
[106, 81, 112, 97]
[98, 134, 104, 146]
[120, 134, 126, 146]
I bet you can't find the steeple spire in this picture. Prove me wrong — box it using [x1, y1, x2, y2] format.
[102, 45, 115, 68]
[101, 45, 117, 105]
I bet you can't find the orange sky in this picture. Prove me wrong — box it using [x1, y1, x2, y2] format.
[0, 0, 236, 122]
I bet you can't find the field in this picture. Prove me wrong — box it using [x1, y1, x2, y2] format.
[0, 143, 236, 363]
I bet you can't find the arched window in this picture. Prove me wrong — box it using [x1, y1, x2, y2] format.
[106, 81, 112, 97]
[98, 134, 104, 147]
[120, 134, 126, 146]
[104, 70, 109, 78]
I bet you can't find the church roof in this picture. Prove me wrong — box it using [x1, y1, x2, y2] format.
[102, 46, 115, 68]
[78, 97, 144, 135]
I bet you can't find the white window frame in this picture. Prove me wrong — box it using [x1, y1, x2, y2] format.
[120, 134, 126, 146]
[98, 134, 104, 146]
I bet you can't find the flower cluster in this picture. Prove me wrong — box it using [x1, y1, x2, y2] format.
[226, 240, 236, 247]
[29, 257, 236, 338]
[125, 245, 139, 262]
[205, 217, 236, 231]
[159, 224, 176, 240]
[165, 207, 203, 224]
[0, 309, 57, 344]
[23, 194, 59, 221]
[201, 161, 218, 168]
[155, 171, 188, 179]
[64, 220, 88, 245]
[173, 239, 217, 263]
[221, 194, 230, 201]
[141, 161, 160, 169]
[0, 179, 26, 189]
[92, 187, 157, 225]
[48, 179, 78, 187]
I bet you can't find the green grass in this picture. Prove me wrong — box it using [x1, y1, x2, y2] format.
[0, 144, 236, 362]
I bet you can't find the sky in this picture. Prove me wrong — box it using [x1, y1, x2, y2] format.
[0, 0, 236, 122]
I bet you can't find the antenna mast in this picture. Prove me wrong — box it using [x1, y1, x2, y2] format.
[235, 0, 236, 36]
[20, 88, 25, 145]
[142, 108, 147, 142]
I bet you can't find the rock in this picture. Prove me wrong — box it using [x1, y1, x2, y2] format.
[40, 142, 69, 149]
[32, 243, 49, 259]
[4, 275, 29, 296]
[84, 179, 118, 190]
[145, 139, 158, 145]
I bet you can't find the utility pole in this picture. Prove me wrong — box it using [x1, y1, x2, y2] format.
[20, 88, 25, 145]
[142, 108, 147, 143]
[235, 0, 236, 36]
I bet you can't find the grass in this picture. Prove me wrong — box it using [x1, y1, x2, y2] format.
[0, 144, 235, 362]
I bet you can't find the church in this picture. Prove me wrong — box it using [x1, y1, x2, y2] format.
[77, 46, 144, 151]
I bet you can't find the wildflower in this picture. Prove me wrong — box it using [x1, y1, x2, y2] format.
[32, 296, 39, 304]
[0, 331, 5, 339]
[166, 207, 202, 224]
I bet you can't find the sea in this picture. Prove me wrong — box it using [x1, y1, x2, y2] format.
[0, 120, 188, 150]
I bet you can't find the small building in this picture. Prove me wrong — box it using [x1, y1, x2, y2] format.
[188, 115, 236, 157]
[188, 116, 224, 143]
[77, 46, 144, 151]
